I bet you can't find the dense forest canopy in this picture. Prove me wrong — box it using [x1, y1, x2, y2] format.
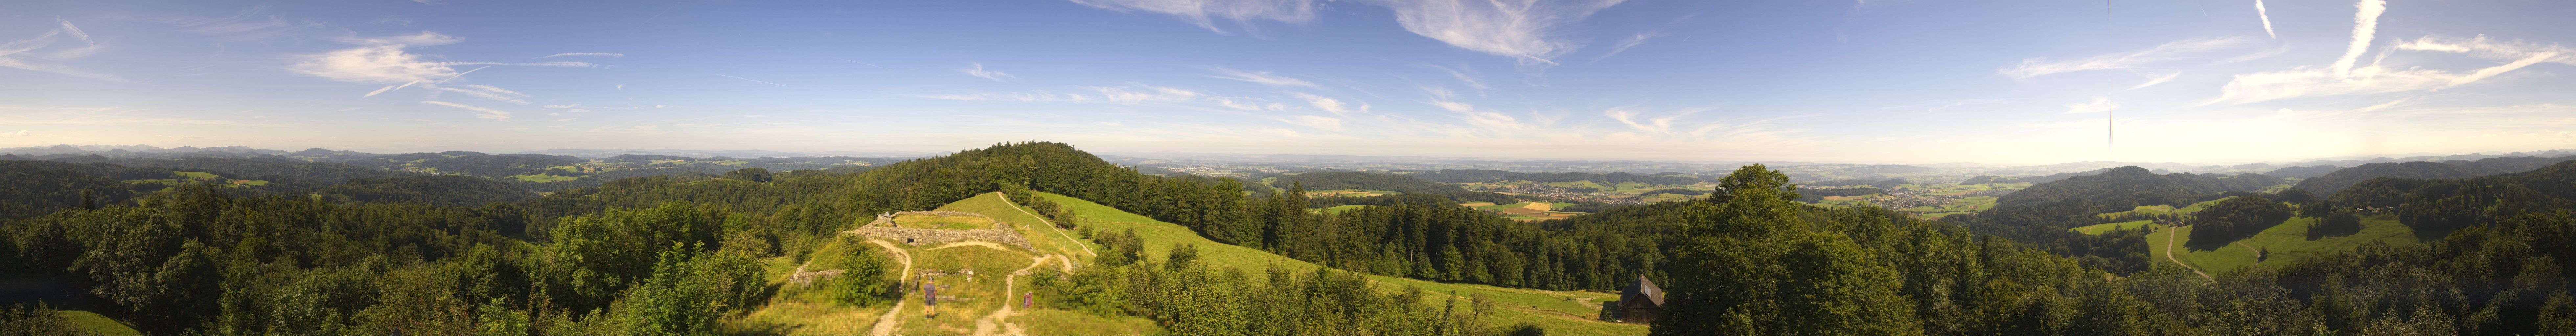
[1265, 171, 1475, 194]
[2297, 161, 2507, 196]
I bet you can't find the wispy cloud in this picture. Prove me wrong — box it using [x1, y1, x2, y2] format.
[1281, 115, 1343, 131]
[437, 84, 532, 104]
[1365, 0, 1628, 65]
[918, 92, 1088, 102]
[717, 74, 789, 87]
[2129, 72, 2182, 90]
[2332, 0, 2388, 77]
[960, 62, 1015, 81]
[1425, 97, 1528, 131]
[0, 130, 26, 137]
[918, 84, 1231, 107]
[56, 18, 94, 45]
[165, 8, 318, 41]
[1205, 67, 1316, 87]
[2204, 21, 2575, 105]
[0, 18, 117, 80]
[421, 100, 512, 120]
[1602, 106, 1704, 135]
[1066, 0, 1318, 35]
[293, 32, 597, 97]
[2001, 37, 2250, 78]
[1591, 31, 1660, 63]
[538, 52, 624, 58]
[1421, 64, 1488, 90]
[1093, 85, 1203, 103]
[2062, 97, 2117, 114]
[2394, 35, 2576, 85]
[1294, 93, 1365, 115]
[2254, 0, 2276, 39]
[1070, 0, 1624, 65]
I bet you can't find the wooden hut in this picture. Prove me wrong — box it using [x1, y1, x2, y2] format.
[1598, 275, 1665, 323]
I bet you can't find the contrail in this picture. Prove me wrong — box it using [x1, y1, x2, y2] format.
[2254, 0, 2276, 39]
[2334, 0, 2389, 77]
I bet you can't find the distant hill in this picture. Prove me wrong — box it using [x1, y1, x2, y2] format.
[2296, 161, 2504, 196]
[1990, 167, 2145, 184]
[334, 152, 586, 177]
[2261, 165, 2341, 179]
[1995, 166, 2284, 210]
[311, 175, 536, 206]
[1269, 171, 1472, 194]
[1404, 169, 1701, 185]
[1808, 178, 1907, 188]
[45, 156, 409, 184]
[2323, 159, 2576, 233]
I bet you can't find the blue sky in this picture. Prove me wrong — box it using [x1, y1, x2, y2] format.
[2, 0, 2570, 164]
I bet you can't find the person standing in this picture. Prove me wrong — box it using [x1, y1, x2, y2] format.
[1022, 291, 1032, 309]
[923, 279, 938, 319]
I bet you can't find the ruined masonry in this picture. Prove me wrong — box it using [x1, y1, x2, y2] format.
[852, 211, 1036, 251]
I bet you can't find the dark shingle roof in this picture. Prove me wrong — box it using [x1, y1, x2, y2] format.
[1620, 275, 1665, 307]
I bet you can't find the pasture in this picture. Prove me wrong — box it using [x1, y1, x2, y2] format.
[2147, 214, 2419, 275]
[1038, 192, 1646, 335]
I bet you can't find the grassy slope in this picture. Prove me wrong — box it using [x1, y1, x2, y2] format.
[1322, 205, 1371, 215]
[936, 193, 1095, 260]
[732, 192, 1145, 335]
[1036, 192, 1646, 336]
[2147, 214, 2418, 275]
[934, 193, 1160, 335]
[732, 236, 889, 335]
[728, 191, 1638, 335]
[2071, 220, 2154, 235]
[59, 310, 141, 336]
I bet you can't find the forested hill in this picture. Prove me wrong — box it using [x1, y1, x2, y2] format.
[2323, 158, 2576, 232]
[1403, 169, 1701, 185]
[1991, 166, 2284, 210]
[2298, 157, 2576, 196]
[1266, 171, 1472, 194]
[1934, 166, 2280, 274]
[310, 175, 538, 207]
[333, 152, 585, 177]
[2296, 161, 2502, 196]
[2260, 164, 2342, 178]
[0, 160, 137, 220]
[45, 156, 409, 184]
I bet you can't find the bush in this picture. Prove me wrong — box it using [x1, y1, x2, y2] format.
[723, 167, 773, 183]
[2308, 211, 2364, 240]
[824, 237, 892, 306]
[0, 302, 96, 336]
